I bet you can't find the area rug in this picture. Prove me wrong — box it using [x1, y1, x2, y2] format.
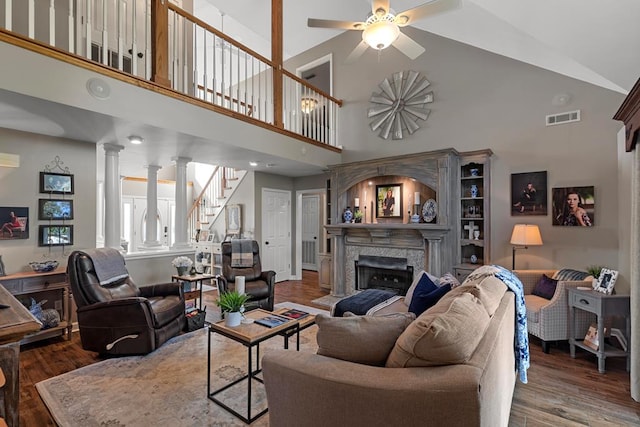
[36, 313, 319, 426]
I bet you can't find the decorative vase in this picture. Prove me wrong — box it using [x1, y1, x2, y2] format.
[470, 184, 479, 198]
[411, 213, 421, 223]
[343, 207, 353, 223]
[176, 266, 188, 276]
[470, 254, 478, 264]
[225, 311, 242, 327]
[189, 266, 197, 276]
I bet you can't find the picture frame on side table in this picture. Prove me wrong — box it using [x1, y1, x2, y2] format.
[40, 172, 74, 194]
[594, 268, 618, 294]
[376, 184, 402, 218]
[38, 225, 73, 247]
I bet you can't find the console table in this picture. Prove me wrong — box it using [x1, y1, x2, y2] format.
[0, 269, 73, 345]
[568, 288, 630, 373]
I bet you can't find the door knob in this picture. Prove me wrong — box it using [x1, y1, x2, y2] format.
[265, 241, 270, 245]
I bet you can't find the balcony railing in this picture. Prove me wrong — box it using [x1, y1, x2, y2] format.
[0, 0, 342, 147]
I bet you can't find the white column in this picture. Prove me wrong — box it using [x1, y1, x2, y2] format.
[103, 143, 124, 249]
[141, 164, 163, 249]
[631, 148, 640, 401]
[172, 156, 192, 249]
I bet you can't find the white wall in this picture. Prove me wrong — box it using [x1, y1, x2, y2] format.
[285, 27, 628, 292]
[0, 128, 97, 275]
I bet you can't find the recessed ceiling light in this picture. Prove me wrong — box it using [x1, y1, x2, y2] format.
[86, 78, 111, 100]
[128, 135, 143, 145]
[249, 161, 259, 167]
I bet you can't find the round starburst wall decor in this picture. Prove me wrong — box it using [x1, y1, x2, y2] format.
[367, 70, 433, 140]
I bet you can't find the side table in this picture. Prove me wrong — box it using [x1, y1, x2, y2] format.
[207, 309, 299, 423]
[171, 273, 213, 310]
[568, 288, 630, 373]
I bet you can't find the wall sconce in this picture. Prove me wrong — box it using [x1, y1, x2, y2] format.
[510, 224, 543, 269]
[301, 97, 318, 114]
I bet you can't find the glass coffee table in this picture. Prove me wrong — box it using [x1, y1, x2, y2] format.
[207, 308, 316, 423]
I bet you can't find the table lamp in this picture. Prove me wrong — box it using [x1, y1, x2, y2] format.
[510, 224, 543, 269]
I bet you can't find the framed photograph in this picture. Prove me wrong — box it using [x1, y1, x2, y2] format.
[0, 207, 29, 240]
[594, 268, 618, 294]
[207, 233, 215, 242]
[38, 225, 73, 247]
[583, 323, 601, 351]
[552, 186, 595, 226]
[511, 171, 547, 216]
[226, 204, 242, 236]
[40, 172, 74, 194]
[38, 199, 73, 220]
[376, 184, 402, 218]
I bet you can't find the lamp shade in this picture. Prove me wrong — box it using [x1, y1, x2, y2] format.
[362, 20, 400, 50]
[510, 224, 543, 246]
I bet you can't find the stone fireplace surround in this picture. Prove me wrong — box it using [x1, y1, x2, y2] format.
[326, 149, 460, 297]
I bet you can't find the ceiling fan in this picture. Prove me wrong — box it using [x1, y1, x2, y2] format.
[308, 0, 460, 63]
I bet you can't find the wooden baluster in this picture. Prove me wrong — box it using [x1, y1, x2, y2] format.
[4, 0, 12, 31]
[49, 0, 55, 46]
[101, 0, 108, 65]
[85, 0, 92, 59]
[151, 0, 170, 86]
[271, 0, 283, 128]
[28, 0, 34, 38]
[68, 0, 75, 53]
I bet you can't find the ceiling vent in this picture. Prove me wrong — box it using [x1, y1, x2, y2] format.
[546, 110, 580, 126]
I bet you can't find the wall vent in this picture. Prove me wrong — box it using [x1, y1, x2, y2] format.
[546, 110, 580, 126]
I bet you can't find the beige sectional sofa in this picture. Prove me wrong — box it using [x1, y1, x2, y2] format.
[262, 276, 518, 427]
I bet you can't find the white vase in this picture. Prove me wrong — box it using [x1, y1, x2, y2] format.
[225, 311, 242, 327]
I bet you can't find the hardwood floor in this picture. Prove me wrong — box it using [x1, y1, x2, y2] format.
[17, 271, 640, 426]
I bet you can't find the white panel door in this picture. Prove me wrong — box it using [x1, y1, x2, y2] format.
[262, 188, 291, 282]
[301, 194, 319, 271]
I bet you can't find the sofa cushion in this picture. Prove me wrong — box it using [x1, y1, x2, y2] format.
[438, 276, 506, 317]
[531, 274, 558, 300]
[408, 283, 451, 316]
[552, 268, 590, 281]
[404, 270, 440, 307]
[386, 292, 491, 368]
[524, 294, 548, 323]
[316, 312, 415, 366]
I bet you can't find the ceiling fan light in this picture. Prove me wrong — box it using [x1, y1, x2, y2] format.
[301, 97, 318, 114]
[363, 21, 400, 50]
[396, 15, 409, 25]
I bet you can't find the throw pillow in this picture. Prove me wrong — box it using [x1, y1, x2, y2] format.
[404, 270, 441, 307]
[552, 268, 590, 281]
[532, 274, 558, 300]
[408, 283, 452, 316]
[439, 272, 461, 288]
[386, 293, 491, 368]
[316, 312, 415, 366]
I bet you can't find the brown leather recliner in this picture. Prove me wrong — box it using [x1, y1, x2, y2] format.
[67, 249, 185, 356]
[217, 240, 276, 311]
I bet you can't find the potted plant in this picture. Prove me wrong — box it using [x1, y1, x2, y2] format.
[354, 209, 363, 223]
[587, 265, 604, 289]
[216, 291, 250, 327]
[172, 256, 193, 276]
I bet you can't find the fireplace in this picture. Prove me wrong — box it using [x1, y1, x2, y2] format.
[355, 255, 414, 296]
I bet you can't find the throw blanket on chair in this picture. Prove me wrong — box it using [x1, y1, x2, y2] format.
[84, 248, 129, 286]
[231, 239, 254, 268]
[332, 289, 397, 317]
[464, 265, 530, 384]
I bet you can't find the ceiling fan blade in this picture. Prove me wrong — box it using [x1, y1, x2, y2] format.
[393, 32, 426, 60]
[395, 0, 461, 27]
[372, 0, 390, 16]
[344, 41, 370, 64]
[307, 18, 364, 30]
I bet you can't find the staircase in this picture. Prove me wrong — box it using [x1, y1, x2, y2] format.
[188, 166, 247, 241]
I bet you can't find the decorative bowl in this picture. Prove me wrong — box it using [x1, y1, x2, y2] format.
[29, 260, 59, 273]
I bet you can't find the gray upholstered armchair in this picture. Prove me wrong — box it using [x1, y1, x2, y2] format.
[515, 270, 594, 353]
[217, 240, 275, 311]
[67, 249, 185, 356]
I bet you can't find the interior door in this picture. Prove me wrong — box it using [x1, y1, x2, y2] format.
[301, 194, 320, 271]
[262, 188, 291, 282]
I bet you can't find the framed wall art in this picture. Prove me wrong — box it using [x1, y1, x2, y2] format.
[38, 199, 73, 220]
[0, 207, 29, 240]
[226, 204, 242, 236]
[511, 171, 547, 216]
[38, 225, 73, 247]
[552, 186, 595, 226]
[376, 184, 402, 218]
[40, 171, 74, 194]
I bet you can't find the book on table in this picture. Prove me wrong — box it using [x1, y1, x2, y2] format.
[255, 315, 290, 328]
[280, 308, 309, 320]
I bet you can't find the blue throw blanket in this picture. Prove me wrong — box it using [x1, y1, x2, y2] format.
[231, 239, 254, 268]
[464, 265, 530, 383]
[332, 289, 397, 317]
[84, 248, 129, 286]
